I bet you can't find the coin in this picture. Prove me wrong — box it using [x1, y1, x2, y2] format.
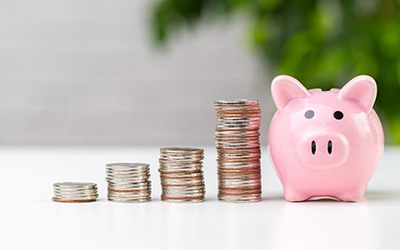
[159, 147, 205, 202]
[52, 182, 98, 202]
[215, 99, 262, 202]
[105, 163, 151, 202]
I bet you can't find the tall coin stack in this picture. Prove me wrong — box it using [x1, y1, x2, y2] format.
[159, 147, 205, 202]
[52, 182, 98, 203]
[215, 99, 262, 202]
[106, 163, 151, 202]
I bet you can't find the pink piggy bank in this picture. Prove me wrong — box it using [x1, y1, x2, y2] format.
[269, 75, 384, 201]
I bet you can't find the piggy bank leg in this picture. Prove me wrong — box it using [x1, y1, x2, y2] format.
[336, 186, 366, 202]
[283, 188, 310, 202]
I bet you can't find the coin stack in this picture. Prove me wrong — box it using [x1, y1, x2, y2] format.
[215, 99, 262, 202]
[106, 163, 151, 202]
[159, 147, 205, 202]
[52, 182, 98, 203]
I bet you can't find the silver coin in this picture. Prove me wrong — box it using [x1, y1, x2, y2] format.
[108, 185, 151, 189]
[53, 190, 98, 195]
[108, 196, 151, 203]
[159, 162, 203, 168]
[214, 99, 258, 105]
[160, 147, 203, 155]
[219, 182, 261, 188]
[106, 175, 150, 181]
[53, 182, 97, 188]
[106, 183, 151, 188]
[108, 191, 150, 197]
[105, 162, 152, 202]
[106, 172, 150, 177]
[53, 195, 98, 200]
[215, 99, 262, 203]
[163, 188, 205, 194]
[106, 162, 149, 168]
[218, 195, 261, 203]
[159, 166, 203, 172]
[53, 194, 98, 199]
[161, 179, 204, 184]
[106, 169, 149, 174]
[53, 182, 98, 202]
[158, 147, 205, 202]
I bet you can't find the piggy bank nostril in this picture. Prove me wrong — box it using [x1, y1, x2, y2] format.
[311, 140, 316, 155]
[327, 140, 333, 154]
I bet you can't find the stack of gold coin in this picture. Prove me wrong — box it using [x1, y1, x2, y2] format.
[159, 147, 205, 202]
[215, 99, 262, 202]
[52, 182, 98, 202]
[106, 163, 151, 202]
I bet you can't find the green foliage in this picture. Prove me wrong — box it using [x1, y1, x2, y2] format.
[151, 0, 400, 144]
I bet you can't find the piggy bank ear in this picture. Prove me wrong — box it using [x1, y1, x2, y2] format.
[338, 75, 377, 113]
[271, 75, 310, 110]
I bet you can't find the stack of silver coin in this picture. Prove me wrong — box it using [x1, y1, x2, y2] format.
[159, 147, 205, 202]
[106, 163, 151, 202]
[52, 182, 98, 203]
[215, 99, 262, 202]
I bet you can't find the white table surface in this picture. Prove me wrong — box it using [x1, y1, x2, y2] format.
[1, 146, 399, 250]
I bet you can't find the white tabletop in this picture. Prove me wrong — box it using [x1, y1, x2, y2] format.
[0, 146, 399, 250]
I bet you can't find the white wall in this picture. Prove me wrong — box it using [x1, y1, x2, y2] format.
[0, 0, 272, 145]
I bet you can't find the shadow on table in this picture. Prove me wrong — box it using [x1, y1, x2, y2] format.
[262, 190, 400, 203]
[365, 190, 400, 201]
[262, 194, 285, 202]
[262, 195, 348, 203]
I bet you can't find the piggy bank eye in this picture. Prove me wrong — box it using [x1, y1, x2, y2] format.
[333, 111, 344, 120]
[304, 110, 314, 119]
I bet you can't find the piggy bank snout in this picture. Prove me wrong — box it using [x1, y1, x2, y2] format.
[296, 132, 349, 169]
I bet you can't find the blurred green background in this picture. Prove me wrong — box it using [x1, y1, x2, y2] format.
[151, 0, 400, 144]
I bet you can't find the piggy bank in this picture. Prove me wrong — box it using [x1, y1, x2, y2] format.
[269, 75, 384, 201]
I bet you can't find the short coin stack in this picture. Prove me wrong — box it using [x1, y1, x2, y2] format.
[159, 147, 205, 202]
[106, 163, 151, 202]
[52, 182, 98, 202]
[215, 99, 262, 202]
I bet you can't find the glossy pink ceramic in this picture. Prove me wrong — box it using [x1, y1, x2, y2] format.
[269, 75, 384, 201]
